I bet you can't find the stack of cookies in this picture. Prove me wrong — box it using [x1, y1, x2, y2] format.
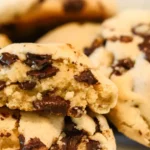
[0, 43, 117, 149]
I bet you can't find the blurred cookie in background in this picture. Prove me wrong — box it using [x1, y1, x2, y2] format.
[0, 34, 11, 48]
[37, 22, 101, 52]
[0, 0, 117, 42]
[88, 10, 150, 147]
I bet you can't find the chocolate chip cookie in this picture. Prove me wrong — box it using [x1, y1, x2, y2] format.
[0, 43, 117, 117]
[0, 0, 117, 41]
[89, 10, 150, 147]
[0, 107, 116, 150]
[37, 22, 101, 52]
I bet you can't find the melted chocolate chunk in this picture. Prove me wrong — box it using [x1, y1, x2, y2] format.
[25, 53, 52, 69]
[111, 58, 134, 76]
[138, 36, 150, 62]
[0, 133, 11, 137]
[0, 53, 18, 66]
[23, 138, 46, 150]
[64, 0, 85, 13]
[74, 70, 98, 85]
[19, 134, 25, 149]
[1, 112, 10, 118]
[120, 36, 133, 43]
[18, 81, 36, 90]
[27, 65, 59, 79]
[69, 106, 84, 118]
[33, 93, 70, 116]
[0, 81, 6, 91]
[86, 140, 101, 150]
[84, 37, 105, 56]
[117, 58, 134, 69]
[61, 134, 84, 150]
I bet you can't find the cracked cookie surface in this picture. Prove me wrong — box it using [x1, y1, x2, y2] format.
[0, 43, 117, 117]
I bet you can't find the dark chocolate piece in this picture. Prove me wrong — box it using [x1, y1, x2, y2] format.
[27, 65, 59, 79]
[19, 134, 25, 149]
[138, 36, 150, 62]
[74, 70, 98, 85]
[0, 52, 18, 66]
[18, 81, 36, 90]
[84, 37, 105, 56]
[111, 58, 134, 76]
[0, 81, 6, 91]
[23, 138, 46, 150]
[120, 35, 133, 43]
[86, 140, 101, 150]
[64, 0, 85, 13]
[33, 94, 70, 116]
[25, 53, 51, 70]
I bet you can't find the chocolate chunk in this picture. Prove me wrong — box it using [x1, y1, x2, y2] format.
[138, 36, 150, 62]
[23, 138, 46, 150]
[94, 118, 101, 133]
[1, 112, 10, 118]
[84, 37, 105, 56]
[19, 134, 25, 149]
[64, 117, 82, 136]
[27, 65, 59, 79]
[64, 0, 85, 13]
[61, 134, 84, 150]
[0, 81, 6, 91]
[18, 81, 36, 90]
[120, 35, 133, 43]
[86, 140, 101, 150]
[0, 53, 18, 66]
[33, 94, 70, 116]
[74, 70, 98, 85]
[69, 106, 84, 118]
[0, 133, 11, 137]
[25, 53, 52, 69]
[117, 58, 134, 69]
[111, 58, 134, 76]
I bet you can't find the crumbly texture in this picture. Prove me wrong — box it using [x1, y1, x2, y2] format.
[0, 108, 116, 150]
[0, 107, 64, 150]
[37, 22, 101, 52]
[50, 113, 116, 150]
[89, 10, 150, 147]
[0, 43, 117, 117]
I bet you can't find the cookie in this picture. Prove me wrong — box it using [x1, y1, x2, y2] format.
[89, 10, 150, 147]
[0, 43, 117, 117]
[0, 107, 116, 150]
[0, 34, 11, 48]
[51, 113, 116, 150]
[0, 0, 117, 24]
[37, 22, 101, 52]
[0, 0, 117, 41]
[0, 107, 64, 150]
